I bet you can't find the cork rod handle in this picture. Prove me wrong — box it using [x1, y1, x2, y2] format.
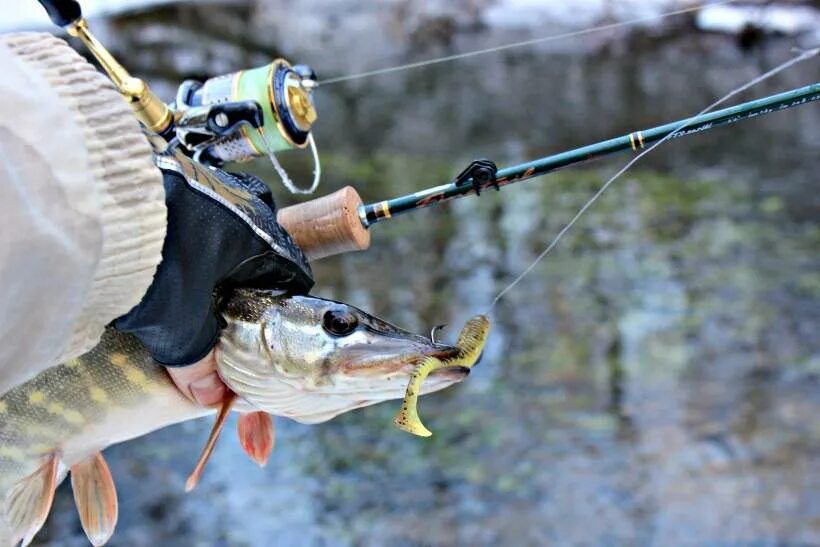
[276, 186, 371, 261]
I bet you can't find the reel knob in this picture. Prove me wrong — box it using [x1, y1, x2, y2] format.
[37, 0, 82, 27]
[287, 84, 318, 128]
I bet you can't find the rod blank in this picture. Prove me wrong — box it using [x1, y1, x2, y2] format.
[360, 82, 820, 226]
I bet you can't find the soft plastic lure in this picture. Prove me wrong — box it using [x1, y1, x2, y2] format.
[394, 314, 491, 437]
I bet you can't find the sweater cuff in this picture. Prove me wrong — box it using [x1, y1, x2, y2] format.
[4, 33, 167, 362]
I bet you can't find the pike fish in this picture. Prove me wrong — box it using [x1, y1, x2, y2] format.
[0, 289, 466, 546]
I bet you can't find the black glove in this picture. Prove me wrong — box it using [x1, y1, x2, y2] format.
[114, 153, 313, 366]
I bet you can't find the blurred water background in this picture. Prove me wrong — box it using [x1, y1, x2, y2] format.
[15, 0, 820, 545]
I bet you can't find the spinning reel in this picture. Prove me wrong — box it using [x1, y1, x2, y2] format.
[38, 0, 321, 192]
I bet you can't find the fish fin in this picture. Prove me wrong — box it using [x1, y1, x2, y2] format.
[4, 453, 60, 547]
[185, 393, 236, 492]
[237, 412, 275, 467]
[70, 452, 118, 546]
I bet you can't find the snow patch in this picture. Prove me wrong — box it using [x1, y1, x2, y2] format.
[0, 0, 187, 31]
[696, 4, 820, 36]
[483, 0, 694, 30]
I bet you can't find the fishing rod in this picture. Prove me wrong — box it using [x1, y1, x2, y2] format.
[35, 1, 819, 262]
[279, 82, 819, 259]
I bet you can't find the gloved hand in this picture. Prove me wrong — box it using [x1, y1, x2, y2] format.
[114, 153, 313, 403]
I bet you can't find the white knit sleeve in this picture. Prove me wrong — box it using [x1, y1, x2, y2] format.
[0, 33, 166, 393]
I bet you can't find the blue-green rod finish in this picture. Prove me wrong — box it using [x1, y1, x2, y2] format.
[359, 82, 819, 227]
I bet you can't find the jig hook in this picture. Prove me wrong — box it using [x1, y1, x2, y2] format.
[430, 324, 447, 344]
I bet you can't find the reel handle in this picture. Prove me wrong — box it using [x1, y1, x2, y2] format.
[37, 0, 82, 26]
[277, 186, 371, 261]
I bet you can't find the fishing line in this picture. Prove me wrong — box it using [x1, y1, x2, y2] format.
[487, 46, 819, 311]
[319, 0, 737, 85]
[265, 132, 322, 195]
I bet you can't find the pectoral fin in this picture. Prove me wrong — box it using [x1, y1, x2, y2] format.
[70, 453, 118, 546]
[237, 411, 275, 467]
[185, 393, 236, 492]
[4, 453, 60, 547]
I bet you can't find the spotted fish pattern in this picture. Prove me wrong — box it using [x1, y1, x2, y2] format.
[0, 329, 205, 526]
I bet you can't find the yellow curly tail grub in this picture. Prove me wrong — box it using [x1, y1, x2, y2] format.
[394, 314, 490, 437]
[453, 315, 491, 361]
[393, 356, 438, 437]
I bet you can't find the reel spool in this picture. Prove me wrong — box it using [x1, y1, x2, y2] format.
[174, 60, 321, 193]
[176, 60, 317, 161]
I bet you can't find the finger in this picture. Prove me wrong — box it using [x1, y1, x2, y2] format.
[165, 349, 230, 407]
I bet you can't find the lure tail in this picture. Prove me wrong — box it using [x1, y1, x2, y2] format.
[394, 315, 490, 437]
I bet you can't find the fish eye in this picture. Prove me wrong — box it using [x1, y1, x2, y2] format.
[322, 309, 359, 337]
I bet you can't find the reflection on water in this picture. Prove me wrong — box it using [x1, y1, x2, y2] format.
[35, 2, 819, 545]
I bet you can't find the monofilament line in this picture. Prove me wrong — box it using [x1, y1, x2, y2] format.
[320, 0, 736, 85]
[488, 47, 819, 311]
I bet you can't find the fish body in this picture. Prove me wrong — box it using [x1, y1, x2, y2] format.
[0, 330, 208, 499]
[217, 290, 464, 423]
[0, 290, 464, 545]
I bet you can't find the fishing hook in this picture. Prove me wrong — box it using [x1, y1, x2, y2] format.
[430, 324, 447, 344]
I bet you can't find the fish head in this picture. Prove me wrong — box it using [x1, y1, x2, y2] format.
[217, 289, 466, 423]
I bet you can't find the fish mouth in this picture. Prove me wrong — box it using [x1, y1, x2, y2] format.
[328, 337, 465, 400]
[426, 364, 471, 387]
[409, 346, 471, 389]
[303, 339, 461, 403]
[339, 340, 462, 377]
